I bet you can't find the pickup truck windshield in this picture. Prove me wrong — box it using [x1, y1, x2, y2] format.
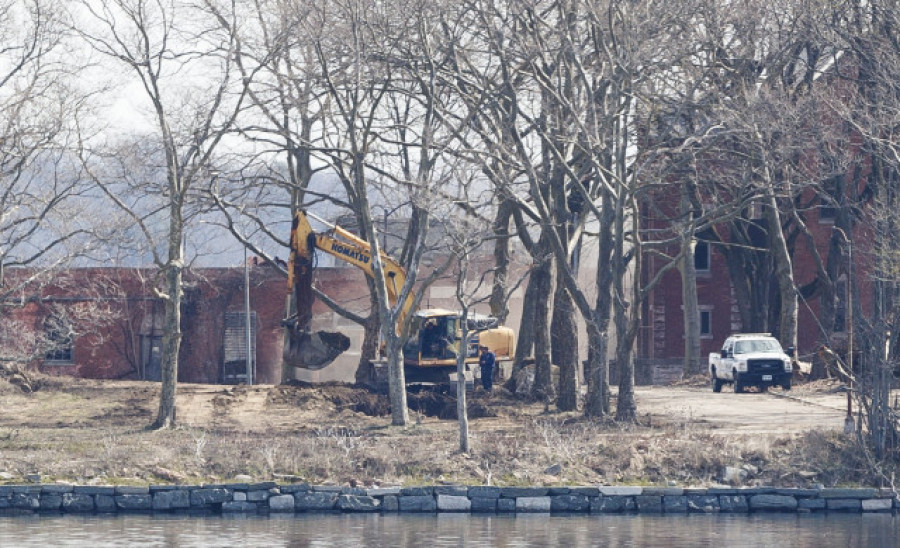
[734, 339, 782, 354]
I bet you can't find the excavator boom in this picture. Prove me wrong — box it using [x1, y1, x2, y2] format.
[288, 210, 413, 326]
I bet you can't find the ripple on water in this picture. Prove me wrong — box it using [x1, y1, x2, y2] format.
[0, 512, 897, 547]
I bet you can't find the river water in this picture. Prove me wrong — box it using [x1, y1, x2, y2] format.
[0, 513, 896, 547]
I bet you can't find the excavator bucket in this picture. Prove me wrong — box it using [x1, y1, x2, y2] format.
[283, 328, 351, 370]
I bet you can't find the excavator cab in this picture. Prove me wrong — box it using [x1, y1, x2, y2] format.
[403, 313, 451, 361]
[403, 310, 486, 366]
[419, 315, 459, 360]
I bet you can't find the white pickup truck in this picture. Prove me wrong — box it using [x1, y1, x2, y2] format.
[708, 334, 794, 393]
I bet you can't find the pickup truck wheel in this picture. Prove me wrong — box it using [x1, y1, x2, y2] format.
[782, 380, 791, 391]
[712, 374, 723, 393]
[734, 372, 745, 394]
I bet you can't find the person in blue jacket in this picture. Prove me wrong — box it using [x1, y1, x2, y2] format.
[479, 345, 496, 393]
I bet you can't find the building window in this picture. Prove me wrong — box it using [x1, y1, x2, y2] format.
[834, 277, 847, 332]
[699, 309, 712, 338]
[819, 202, 837, 224]
[819, 177, 839, 224]
[43, 314, 74, 364]
[694, 240, 711, 272]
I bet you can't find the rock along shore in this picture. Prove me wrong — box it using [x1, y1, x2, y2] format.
[0, 484, 896, 516]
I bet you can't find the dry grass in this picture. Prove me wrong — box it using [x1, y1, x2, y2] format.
[0, 371, 890, 488]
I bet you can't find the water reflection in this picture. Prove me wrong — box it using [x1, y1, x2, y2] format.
[0, 512, 896, 547]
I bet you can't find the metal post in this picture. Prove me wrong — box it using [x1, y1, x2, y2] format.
[244, 245, 253, 386]
[847, 231, 854, 431]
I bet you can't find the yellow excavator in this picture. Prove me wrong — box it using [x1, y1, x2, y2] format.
[282, 210, 515, 383]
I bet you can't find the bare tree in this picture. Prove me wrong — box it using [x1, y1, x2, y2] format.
[198, 0, 386, 383]
[0, 0, 90, 282]
[824, 0, 900, 466]
[76, 0, 253, 428]
[445, 208, 498, 452]
[0, 1, 105, 376]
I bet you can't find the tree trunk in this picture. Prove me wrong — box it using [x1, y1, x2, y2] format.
[457, 315, 470, 453]
[765, 190, 798, 350]
[615, 342, 637, 422]
[615, 190, 639, 423]
[584, 321, 610, 416]
[721, 223, 770, 333]
[280, 292, 295, 384]
[513, 273, 537, 367]
[869, 280, 890, 459]
[723, 245, 753, 333]
[504, 272, 537, 393]
[531, 234, 556, 403]
[354, 308, 380, 386]
[385, 336, 409, 426]
[817, 174, 851, 342]
[553, 284, 579, 411]
[489, 199, 513, 323]
[864, 156, 896, 459]
[354, 281, 380, 386]
[680, 236, 702, 376]
[678, 182, 701, 376]
[585, 189, 615, 418]
[153, 231, 183, 429]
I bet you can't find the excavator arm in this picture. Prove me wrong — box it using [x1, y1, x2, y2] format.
[283, 210, 413, 371]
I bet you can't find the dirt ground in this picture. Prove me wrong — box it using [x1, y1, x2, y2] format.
[0, 372, 887, 489]
[165, 380, 854, 435]
[632, 382, 851, 434]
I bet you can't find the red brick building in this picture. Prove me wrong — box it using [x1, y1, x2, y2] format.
[1, 264, 371, 385]
[638, 187, 873, 374]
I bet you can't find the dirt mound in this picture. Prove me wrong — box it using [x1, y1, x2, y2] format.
[665, 374, 849, 395]
[789, 377, 847, 395]
[466, 398, 500, 419]
[273, 382, 505, 420]
[670, 375, 850, 393]
[407, 391, 457, 419]
[0, 365, 54, 393]
[671, 374, 710, 388]
[270, 382, 390, 417]
[325, 386, 390, 416]
[406, 387, 503, 420]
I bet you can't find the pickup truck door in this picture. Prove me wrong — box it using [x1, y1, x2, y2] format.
[721, 342, 734, 380]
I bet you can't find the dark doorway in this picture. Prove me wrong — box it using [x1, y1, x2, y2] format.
[141, 335, 163, 381]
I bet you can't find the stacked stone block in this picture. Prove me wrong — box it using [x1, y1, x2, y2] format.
[0, 483, 895, 516]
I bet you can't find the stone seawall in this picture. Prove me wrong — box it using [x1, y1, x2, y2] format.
[0, 484, 895, 516]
